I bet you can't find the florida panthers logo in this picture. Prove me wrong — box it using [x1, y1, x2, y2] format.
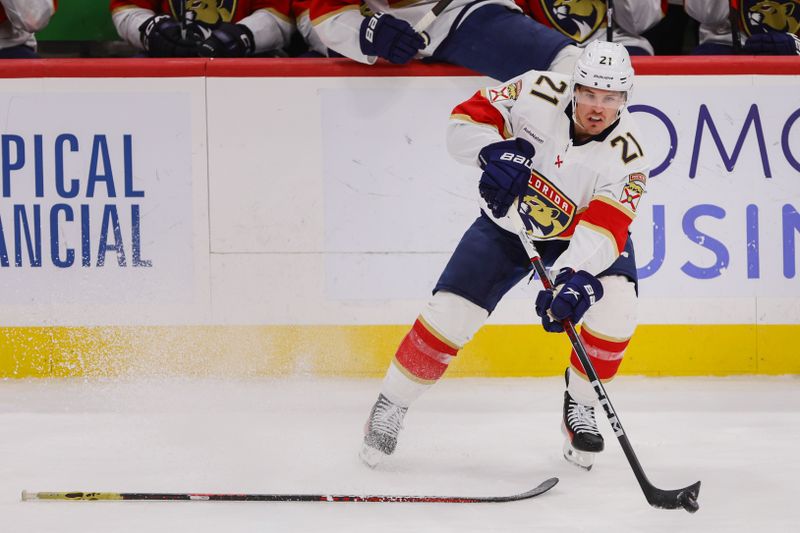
[171, 0, 236, 25]
[740, 0, 800, 36]
[537, 0, 607, 43]
[518, 171, 575, 239]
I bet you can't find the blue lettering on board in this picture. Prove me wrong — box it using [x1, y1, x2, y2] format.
[681, 204, 729, 279]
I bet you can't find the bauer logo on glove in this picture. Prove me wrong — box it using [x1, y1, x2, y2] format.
[498, 151, 535, 169]
[477, 138, 536, 218]
[535, 268, 604, 333]
[359, 13, 425, 64]
[364, 13, 383, 43]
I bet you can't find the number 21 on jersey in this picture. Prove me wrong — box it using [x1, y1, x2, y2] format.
[611, 132, 643, 164]
[529, 75, 567, 106]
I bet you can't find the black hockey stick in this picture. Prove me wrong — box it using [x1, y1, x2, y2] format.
[176, 0, 187, 39]
[22, 477, 558, 503]
[413, 0, 457, 47]
[729, 0, 743, 52]
[606, 0, 614, 42]
[508, 204, 701, 513]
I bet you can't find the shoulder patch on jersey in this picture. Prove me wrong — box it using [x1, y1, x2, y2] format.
[519, 170, 576, 239]
[619, 173, 646, 212]
[488, 80, 522, 103]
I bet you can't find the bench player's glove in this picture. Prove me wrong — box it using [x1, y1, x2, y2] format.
[743, 32, 800, 55]
[199, 22, 255, 57]
[535, 268, 603, 333]
[477, 138, 536, 218]
[139, 15, 203, 57]
[359, 13, 425, 64]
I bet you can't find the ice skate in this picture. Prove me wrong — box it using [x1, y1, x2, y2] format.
[359, 393, 408, 468]
[562, 390, 604, 471]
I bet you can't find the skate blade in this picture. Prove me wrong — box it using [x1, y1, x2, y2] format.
[359, 442, 387, 468]
[562, 440, 595, 471]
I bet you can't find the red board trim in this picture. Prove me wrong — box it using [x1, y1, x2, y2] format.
[0, 56, 798, 78]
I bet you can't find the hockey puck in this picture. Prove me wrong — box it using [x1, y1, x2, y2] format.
[677, 491, 699, 514]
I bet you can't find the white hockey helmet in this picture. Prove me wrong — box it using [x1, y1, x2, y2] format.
[571, 41, 634, 122]
[572, 40, 634, 93]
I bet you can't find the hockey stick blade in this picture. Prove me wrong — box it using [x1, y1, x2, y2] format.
[646, 480, 701, 512]
[22, 477, 558, 504]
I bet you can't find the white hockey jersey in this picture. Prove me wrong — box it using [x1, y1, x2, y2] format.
[0, 0, 55, 51]
[309, 0, 521, 64]
[110, 0, 294, 54]
[684, 0, 739, 48]
[448, 70, 650, 276]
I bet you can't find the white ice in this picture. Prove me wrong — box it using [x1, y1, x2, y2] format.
[2, 376, 799, 532]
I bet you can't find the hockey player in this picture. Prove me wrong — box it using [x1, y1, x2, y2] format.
[360, 41, 649, 471]
[110, 0, 294, 57]
[517, 0, 666, 55]
[685, 0, 800, 55]
[308, 0, 583, 80]
[0, 0, 56, 58]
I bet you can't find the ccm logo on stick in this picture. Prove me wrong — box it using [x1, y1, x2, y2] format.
[592, 379, 624, 437]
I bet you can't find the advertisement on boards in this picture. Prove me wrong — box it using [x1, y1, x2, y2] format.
[0, 91, 196, 315]
[630, 76, 800, 298]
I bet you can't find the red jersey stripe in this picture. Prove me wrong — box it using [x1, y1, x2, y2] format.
[578, 197, 634, 254]
[450, 90, 510, 139]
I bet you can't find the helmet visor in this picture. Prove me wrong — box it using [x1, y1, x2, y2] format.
[574, 86, 627, 109]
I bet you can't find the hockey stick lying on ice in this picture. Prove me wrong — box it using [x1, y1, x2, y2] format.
[413, 0, 457, 47]
[22, 478, 558, 504]
[508, 202, 701, 513]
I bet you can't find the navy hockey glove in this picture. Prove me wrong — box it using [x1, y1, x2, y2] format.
[535, 269, 603, 333]
[139, 15, 203, 57]
[477, 138, 536, 218]
[359, 13, 425, 64]
[199, 22, 255, 57]
[743, 32, 800, 55]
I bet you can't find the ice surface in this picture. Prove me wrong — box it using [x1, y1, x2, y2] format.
[2, 376, 799, 532]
